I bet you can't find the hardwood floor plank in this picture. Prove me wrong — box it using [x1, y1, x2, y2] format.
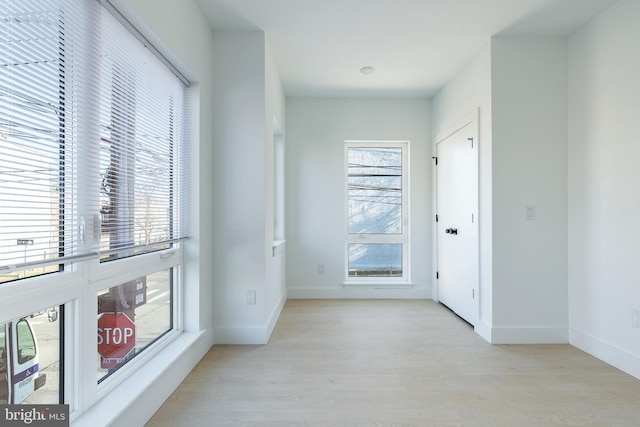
[147, 300, 640, 426]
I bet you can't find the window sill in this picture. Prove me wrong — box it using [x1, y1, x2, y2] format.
[272, 240, 286, 256]
[342, 281, 414, 288]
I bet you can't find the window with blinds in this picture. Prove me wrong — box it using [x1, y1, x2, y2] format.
[0, 0, 188, 283]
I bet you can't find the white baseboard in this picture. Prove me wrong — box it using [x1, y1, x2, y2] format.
[287, 286, 431, 299]
[489, 326, 568, 344]
[266, 291, 287, 341]
[214, 326, 270, 345]
[570, 328, 640, 380]
[214, 291, 287, 345]
[474, 321, 492, 342]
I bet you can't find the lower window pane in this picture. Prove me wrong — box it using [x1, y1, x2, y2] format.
[0, 264, 62, 285]
[348, 243, 402, 277]
[97, 269, 172, 382]
[0, 306, 62, 404]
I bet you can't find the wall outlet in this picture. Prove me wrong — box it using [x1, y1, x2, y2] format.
[246, 289, 256, 305]
[317, 264, 325, 275]
[632, 309, 640, 328]
[526, 205, 536, 221]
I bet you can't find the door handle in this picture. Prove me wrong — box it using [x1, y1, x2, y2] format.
[445, 228, 458, 235]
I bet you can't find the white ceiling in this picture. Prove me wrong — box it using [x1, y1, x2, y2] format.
[194, 0, 616, 97]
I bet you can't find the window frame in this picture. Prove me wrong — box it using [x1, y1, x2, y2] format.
[272, 120, 286, 252]
[343, 140, 411, 285]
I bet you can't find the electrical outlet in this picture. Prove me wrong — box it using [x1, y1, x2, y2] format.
[317, 264, 325, 275]
[526, 205, 536, 221]
[631, 309, 640, 328]
[246, 289, 256, 305]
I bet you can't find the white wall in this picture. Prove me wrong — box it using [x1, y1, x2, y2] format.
[264, 42, 288, 338]
[286, 98, 432, 299]
[568, 0, 640, 379]
[211, 32, 287, 344]
[433, 37, 569, 344]
[432, 44, 493, 339]
[490, 37, 569, 343]
[211, 31, 266, 341]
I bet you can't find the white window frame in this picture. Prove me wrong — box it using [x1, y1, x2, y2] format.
[272, 119, 286, 256]
[343, 140, 411, 285]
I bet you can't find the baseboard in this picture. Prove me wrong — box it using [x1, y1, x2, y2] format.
[287, 286, 431, 299]
[474, 321, 492, 342]
[570, 328, 640, 380]
[489, 326, 568, 344]
[215, 291, 287, 345]
[214, 325, 270, 345]
[266, 291, 287, 341]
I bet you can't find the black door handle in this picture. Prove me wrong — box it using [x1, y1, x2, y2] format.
[445, 228, 458, 235]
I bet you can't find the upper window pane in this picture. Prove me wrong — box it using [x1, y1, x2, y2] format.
[0, 1, 188, 273]
[97, 9, 186, 261]
[0, 4, 64, 282]
[348, 147, 402, 234]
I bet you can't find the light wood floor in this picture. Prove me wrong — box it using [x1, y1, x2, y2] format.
[147, 300, 640, 426]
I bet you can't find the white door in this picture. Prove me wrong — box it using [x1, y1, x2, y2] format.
[436, 123, 478, 325]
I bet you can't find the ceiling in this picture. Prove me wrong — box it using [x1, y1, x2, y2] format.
[194, 0, 616, 98]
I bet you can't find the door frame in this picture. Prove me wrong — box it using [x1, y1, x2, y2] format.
[433, 109, 479, 324]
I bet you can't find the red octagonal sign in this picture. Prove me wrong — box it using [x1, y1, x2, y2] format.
[98, 312, 136, 369]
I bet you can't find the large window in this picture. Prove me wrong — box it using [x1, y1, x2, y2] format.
[0, 0, 189, 410]
[345, 142, 409, 282]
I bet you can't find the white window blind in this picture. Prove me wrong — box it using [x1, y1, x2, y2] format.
[0, 0, 188, 280]
[96, 4, 188, 261]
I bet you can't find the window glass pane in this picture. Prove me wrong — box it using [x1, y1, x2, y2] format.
[97, 9, 186, 262]
[348, 243, 402, 277]
[97, 77, 174, 260]
[0, 306, 62, 404]
[97, 269, 172, 381]
[348, 147, 402, 234]
[0, 4, 64, 283]
[1, 0, 188, 275]
[0, 326, 4, 403]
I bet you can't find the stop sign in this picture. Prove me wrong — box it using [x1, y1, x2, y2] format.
[98, 312, 136, 369]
